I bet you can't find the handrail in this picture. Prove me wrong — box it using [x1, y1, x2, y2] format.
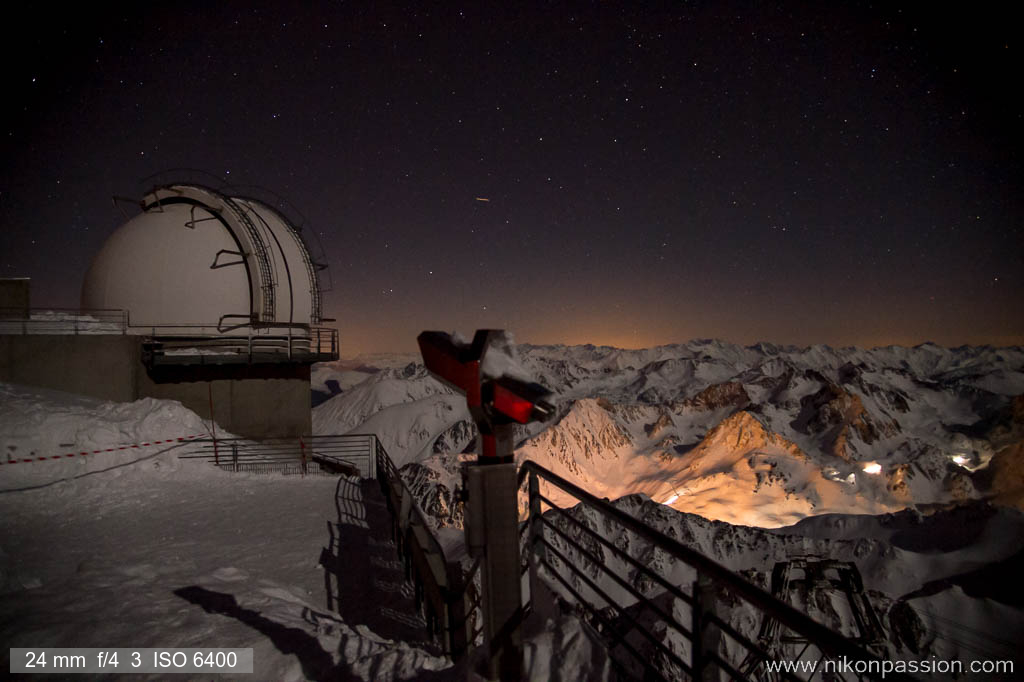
[0, 307, 129, 334]
[520, 459, 916, 682]
[375, 440, 475, 658]
[184, 434, 473, 653]
[0, 308, 337, 356]
[181, 434, 376, 477]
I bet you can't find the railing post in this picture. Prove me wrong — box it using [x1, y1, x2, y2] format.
[446, 560, 470, 659]
[527, 470, 547, 615]
[232, 443, 238, 472]
[692, 576, 703, 680]
[692, 573, 720, 682]
[368, 435, 377, 479]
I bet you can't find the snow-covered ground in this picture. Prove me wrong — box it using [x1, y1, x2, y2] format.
[0, 383, 460, 680]
[0, 383, 599, 681]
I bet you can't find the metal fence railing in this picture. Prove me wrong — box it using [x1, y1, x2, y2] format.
[0, 308, 338, 362]
[181, 433, 477, 657]
[0, 308, 128, 334]
[179, 435, 375, 477]
[518, 460, 915, 682]
[375, 440, 478, 659]
[141, 325, 338, 363]
[177, 435, 908, 679]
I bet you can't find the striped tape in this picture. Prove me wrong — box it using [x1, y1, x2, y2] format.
[1, 434, 206, 466]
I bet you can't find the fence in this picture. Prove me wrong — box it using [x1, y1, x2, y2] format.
[0, 308, 338, 362]
[182, 433, 476, 656]
[375, 440, 478, 658]
[518, 460, 915, 682]
[179, 435, 376, 477]
[0, 308, 128, 334]
[177, 434, 908, 679]
[140, 324, 338, 363]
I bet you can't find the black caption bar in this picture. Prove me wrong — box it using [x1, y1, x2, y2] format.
[10, 648, 253, 674]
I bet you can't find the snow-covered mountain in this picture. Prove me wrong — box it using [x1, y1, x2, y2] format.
[309, 339, 1024, 676]
[314, 340, 1024, 527]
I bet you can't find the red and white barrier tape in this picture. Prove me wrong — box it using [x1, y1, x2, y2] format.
[1, 434, 207, 466]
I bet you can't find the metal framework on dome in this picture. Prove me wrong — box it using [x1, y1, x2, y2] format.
[74, 174, 338, 364]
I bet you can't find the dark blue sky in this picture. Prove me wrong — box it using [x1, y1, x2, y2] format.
[3, 1, 1020, 354]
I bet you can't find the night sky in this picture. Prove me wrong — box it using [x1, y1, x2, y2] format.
[3, 1, 1021, 355]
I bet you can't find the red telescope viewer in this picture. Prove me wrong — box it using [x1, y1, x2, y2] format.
[417, 330, 554, 458]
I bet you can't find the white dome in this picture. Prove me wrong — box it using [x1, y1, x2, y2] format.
[82, 184, 322, 333]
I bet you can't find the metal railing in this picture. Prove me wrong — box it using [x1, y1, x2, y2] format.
[137, 170, 334, 311]
[0, 308, 128, 334]
[141, 324, 338, 363]
[0, 307, 338, 362]
[144, 183, 277, 322]
[375, 440, 477, 658]
[519, 460, 915, 682]
[181, 433, 477, 657]
[178, 435, 902, 678]
[180, 435, 376, 477]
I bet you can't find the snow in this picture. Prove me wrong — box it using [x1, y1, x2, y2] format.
[1, 383, 215, 490]
[0, 383, 458, 680]
[0, 381, 601, 681]
[479, 331, 535, 383]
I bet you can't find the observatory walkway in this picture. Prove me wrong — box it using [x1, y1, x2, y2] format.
[318, 474, 439, 652]
[185, 436, 914, 681]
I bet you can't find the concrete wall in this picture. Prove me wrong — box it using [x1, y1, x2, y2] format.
[0, 334, 139, 402]
[139, 363, 312, 438]
[1, 334, 312, 438]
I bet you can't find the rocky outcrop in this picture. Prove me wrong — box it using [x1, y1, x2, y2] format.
[401, 461, 465, 529]
[700, 410, 803, 456]
[644, 411, 674, 439]
[988, 442, 1024, 510]
[675, 381, 751, 412]
[791, 381, 900, 461]
[432, 419, 476, 454]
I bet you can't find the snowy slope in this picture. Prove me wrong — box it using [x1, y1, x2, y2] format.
[0, 382, 222, 491]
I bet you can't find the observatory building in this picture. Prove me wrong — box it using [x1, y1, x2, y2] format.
[1, 182, 338, 438]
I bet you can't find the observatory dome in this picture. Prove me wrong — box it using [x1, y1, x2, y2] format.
[82, 184, 323, 335]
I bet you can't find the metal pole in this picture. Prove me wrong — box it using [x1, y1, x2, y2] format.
[368, 435, 377, 479]
[527, 471, 546, 615]
[692, 573, 720, 682]
[466, 423, 522, 681]
[446, 560, 469, 658]
[208, 383, 218, 466]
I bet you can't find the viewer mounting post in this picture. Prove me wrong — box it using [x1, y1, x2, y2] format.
[418, 330, 553, 682]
